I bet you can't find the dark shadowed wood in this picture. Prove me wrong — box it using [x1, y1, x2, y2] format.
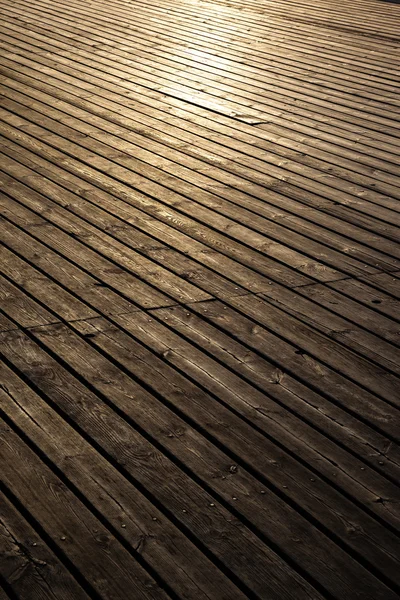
[0, 328, 325, 600]
[0, 363, 247, 600]
[0, 425, 172, 600]
[0, 310, 399, 596]
[0, 494, 91, 600]
[146, 303, 400, 479]
[0, 587, 11, 600]
[1, 0, 400, 598]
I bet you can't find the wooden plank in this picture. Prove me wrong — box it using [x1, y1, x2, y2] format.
[287, 283, 400, 344]
[0, 85, 398, 275]
[111, 0, 400, 34]
[11, 0, 400, 62]
[99, 310, 400, 526]
[0, 423, 173, 600]
[0, 163, 212, 307]
[0, 215, 139, 318]
[1, 14, 398, 137]
[0, 137, 314, 289]
[1, 61, 399, 250]
[329, 273, 399, 321]
[258, 284, 400, 371]
[1, 246, 98, 323]
[0, 312, 19, 334]
[0, 118, 394, 310]
[4, 0, 399, 95]
[173, 0, 400, 38]
[0, 192, 181, 311]
[326, 278, 400, 321]
[0, 494, 91, 600]
[0, 114, 396, 292]
[1, 113, 398, 298]
[3, 312, 399, 595]
[3, 268, 400, 520]
[6, 320, 400, 596]
[0, 275, 59, 330]
[7, 0, 396, 113]
[185, 299, 399, 438]
[3, 227, 400, 540]
[146, 307, 400, 482]
[0, 1, 394, 137]
[0, 363, 248, 600]
[5, 0, 398, 68]
[2, 41, 400, 187]
[1, 1, 400, 598]
[1, 32, 392, 126]
[0, 327, 325, 600]
[1, 8, 398, 142]
[4, 61, 398, 211]
[1, 40, 398, 197]
[0, 192, 254, 302]
[1, 323, 398, 599]
[1, 15, 397, 117]
[204, 0, 400, 38]
[360, 272, 400, 300]
[225, 294, 400, 406]
[2, 37, 398, 208]
[0, 171, 306, 302]
[9, 64, 400, 212]
[0, 141, 271, 300]
[131, 1, 400, 46]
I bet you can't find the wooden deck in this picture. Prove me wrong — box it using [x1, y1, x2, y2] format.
[0, 0, 399, 598]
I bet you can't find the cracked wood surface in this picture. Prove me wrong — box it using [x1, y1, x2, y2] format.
[0, 0, 399, 598]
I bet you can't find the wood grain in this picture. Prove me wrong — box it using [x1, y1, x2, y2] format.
[1, 0, 399, 598]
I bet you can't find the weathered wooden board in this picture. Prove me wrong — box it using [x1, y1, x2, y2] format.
[0, 363, 247, 600]
[1, 0, 399, 598]
[0, 493, 91, 600]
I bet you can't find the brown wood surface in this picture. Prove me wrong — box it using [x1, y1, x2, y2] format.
[0, 493, 91, 600]
[1, 0, 399, 599]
